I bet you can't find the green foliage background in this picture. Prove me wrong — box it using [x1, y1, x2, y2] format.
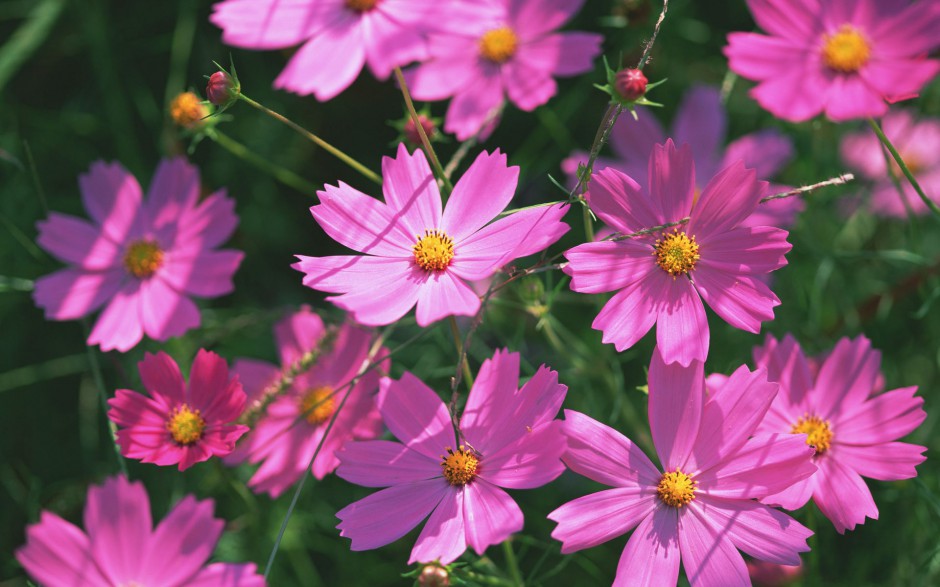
[1, 0, 939, 585]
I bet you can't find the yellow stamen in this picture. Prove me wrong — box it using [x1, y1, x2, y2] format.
[167, 404, 206, 446]
[345, 0, 379, 11]
[822, 25, 871, 73]
[479, 27, 518, 63]
[653, 229, 700, 277]
[791, 414, 833, 454]
[441, 445, 479, 486]
[413, 229, 455, 272]
[299, 386, 335, 425]
[123, 239, 165, 278]
[169, 92, 208, 129]
[657, 469, 697, 508]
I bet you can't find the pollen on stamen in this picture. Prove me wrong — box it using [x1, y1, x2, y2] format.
[479, 27, 518, 63]
[656, 469, 697, 508]
[440, 445, 479, 486]
[299, 386, 335, 425]
[123, 239, 165, 278]
[653, 229, 700, 277]
[167, 404, 206, 446]
[345, 0, 380, 12]
[413, 229, 455, 272]
[791, 414, 833, 454]
[822, 25, 871, 73]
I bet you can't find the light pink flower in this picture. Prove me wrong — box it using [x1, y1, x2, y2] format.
[16, 475, 265, 586]
[563, 139, 791, 366]
[747, 559, 803, 587]
[406, 0, 602, 140]
[108, 349, 249, 471]
[749, 334, 927, 533]
[225, 307, 384, 498]
[335, 349, 567, 564]
[725, 0, 940, 122]
[33, 158, 243, 352]
[294, 143, 569, 327]
[841, 108, 940, 217]
[549, 348, 816, 587]
[563, 85, 802, 229]
[211, 0, 440, 101]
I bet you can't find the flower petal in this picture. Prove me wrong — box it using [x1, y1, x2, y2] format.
[33, 268, 125, 321]
[337, 439, 440, 487]
[459, 349, 521, 452]
[589, 272, 663, 352]
[813, 336, 881, 419]
[563, 239, 656, 294]
[614, 507, 681, 587]
[409, 489, 467, 564]
[515, 32, 601, 77]
[688, 160, 765, 240]
[650, 140, 696, 223]
[138, 351, 186, 405]
[679, 504, 750, 587]
[210, 0, 340, 49]
[187, 562, 265, 587]
[695, 496, 811, 566]
[812, 454, 878, 533]
[140, 495, 221, 584]
[160, 249, 243, 298]
[83, 476, 151, 585]
[381, 144, 442, 236]
[79, 161, 143, 244]
[444, 69, 505, 141]
[698, 226, 791, 274]
[273, 306, 327, 367]
[87, 281, 144, 352]
[834, 386, 926, 445]
[649, 347, 704, 471]
[16, 512, 109, 587]
[697, 434, 816, 500]
[548, 486, 658, 553]
[720, 129, 794, 179]
[463, 481, 523, 555]
[274, 13, 366, 100]
[36, 213, 121, 269]
[831, 442, 926, 481]
[692, 268, 779, 333]
[441, 150, 518, 242]
[752, 334, 813, 416]
[378, 373, 454, 460]
[655, 276, 709, 367]
[480, 420, 566, 489]
[311, 182, 414, 256]
[138, 277, 200, 342]
[508, 0, 585, 39]
[673, 86, 726, 179]
[561, 410, 661, 488]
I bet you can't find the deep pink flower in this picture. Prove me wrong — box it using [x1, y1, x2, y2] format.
[33, 158, 243, 352]
[294, 144, 569, 327]
[335, 349, 567, 564]
[406, 0, 602, 140]
[563, 85, 802, 229]
[841, 108, 940, 217]
[549, 349, 815, 587]
[749, 334, 927, 533]
[563, 139, 791, 366]
[16, 476, 265, 586]
[725, 0, 940, 122]
[225, 307, 384, 497]
[211, 0, 440, 101]
[108, 349, 249, 471]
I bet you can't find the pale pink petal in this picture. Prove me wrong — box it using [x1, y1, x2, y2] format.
[441, 150, 518, 242]
[870, 0, 940, 56]
[381, 144, 442, 236]
[561, 410, 661, 488]
[814, 336, 881, 418]
[409, 489, 467, 564]
[752, 334, 813, 413]
[813, 454, 878, 533]
[311, 182, 414, 255]
[508, 0, 585, 39]
[655, 276, 709, 367]
[698, 226, 790, 274]
[444, 69, 505, 141]
[231, 359, 279, 404]
[362, 9, 429, 79]
[692, 268, 779, 333]
[459, 349, 522, 451]
[463, 480, 523, 555]
[138, 351, 186, 405]
[688, 161, 765, 240]
[144, 157, 200, 234]
[480, 421, 565, 489]
[328, 266, 425, 326]
[16, 512, 110, 587]
[84, 477, 151, 585]
[187, 562, 266, 587]
[414, 270, 480, 327]
[614, 508, 681, 587]
[406, 42, 480, 100]
[859, 59, 940, 105]
[832, 442, 926, 481]
[79, 160, 143, 244]
[562, 240, 656, 294]
[745, 0, 822, 39]
[833, 386, 925, 444]
[87, 281, 144, 352]
[823, 75, 888, 122]
[679, 504, 750, 587]
[720, 130, 794, 179]
[336, 440, 440, 487]
[590, 272, 664, 352]
[724, 33, 808, 81]
[760, 474, 816, 511]
[548, 486, 658, 553]
[503, 60, 557, 111]
[696, 434, 816, 500]
[210, 0, 341, 49]
[673, 86, 726, 178]
[274, 306, 326, 366]
[650, 140, 696, 223]
[649, 347, 704, 471]
[139, 496, 221, 584]
[378, 373, 454, 460]
[37, 213, 121, 269]
[515, 32, 601, 77]
[695, 496, 811, 566]
[33, 268, 125, 321]
[337, 479, 449, 551]
[274, 14, 365, 100]
[138, 277, 200, 342]
[172, 190, 239, 251]
[294, 254, 413, 294]
[160, 249, 242, 298]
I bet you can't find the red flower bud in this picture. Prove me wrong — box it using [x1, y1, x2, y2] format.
[404, 114, 437, 146]
[418, 564, 450, 587]
[615, 68, 648, 101]
[206, 71, 237, 106]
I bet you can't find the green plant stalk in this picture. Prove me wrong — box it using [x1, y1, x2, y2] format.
[239, 93, 382, 186]
[210, 129, 319, 196]
[81, 320, 127, 477]
[867, 117, 939, 218]
[449, 316, 474, 390]
[393, 67, 454, 196]
[502, 540, 525, 587]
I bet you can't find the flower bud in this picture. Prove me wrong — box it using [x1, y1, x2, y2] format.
[206, 71, 238, 106]
[615, 68, 648, 101]
[418, 564, 450, 587]
[404, 114, 437, 146]
[169, 92, 209, 129]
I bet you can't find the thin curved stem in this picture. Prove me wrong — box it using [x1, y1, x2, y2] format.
[867, 117, 939, 219]
[394, 67, 453, 195]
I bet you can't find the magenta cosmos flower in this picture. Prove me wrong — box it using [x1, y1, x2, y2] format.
[725, 0, 940, 122]
[335, 349, 567, 564]
[563, 139, 791, 366]
[549, 349, 815, 587]
[211, 0, 441, 101]
[294, 143, 569, 327]
[841, 108, 940, 217]
[108, 349, 249, 471]
[748, 334, 927, 533]
[564, 85, 802, 229]
[16, 476, 265, 586]
[406, 0, 602, 140]
[33, 158, 243, 352]
[225, 307, 384, 497]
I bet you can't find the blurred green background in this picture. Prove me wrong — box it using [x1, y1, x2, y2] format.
[2, 0, 939, 585]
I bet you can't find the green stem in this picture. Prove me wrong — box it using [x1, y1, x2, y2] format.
[80, 320, 127, 477]
[449, 316, 474, 390]
[867, 117, 939, 218]
[502, 539, 524, 587]
[393, 67, 454, 196]
[210, 129, 319, 196]
[239, 93, 382, 186]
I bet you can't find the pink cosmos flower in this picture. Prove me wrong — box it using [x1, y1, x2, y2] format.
[563, 139, 791, 366]
[406, 0, 603, 140]
[747, 559, 803, 587]
[335, 349, 567, 564]
[749, 334, 927, 533]
[225, 307, 384, 498]
[16, 475, 265, 586]
[33, 158, 243, 352]
[563, 85, 802, 229]
[725, 0, 940, 122]
[841, 108, 940, 217]
[549, 349, 816, 587]
[108, 349, 249, 471]
[294, 144, 569, 327]
[211, 0, 440, 101]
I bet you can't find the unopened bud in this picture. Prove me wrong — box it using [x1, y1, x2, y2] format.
[404, 114, 437, 146]
[418, 564, 450, 587]
[206, 71, 238, 106]
[169, 92, 208, 129]
[615, 68, 648, 101]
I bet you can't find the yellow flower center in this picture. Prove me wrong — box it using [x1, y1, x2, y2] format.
[413, 229, 455, 272]
[123, 239, 165, 278]
[441, 445, 479, 486]
[169, 92, 207, 129]
[167, 404, 206, 446]
[890, 152, 922, 177]
[345, 0, 379, 11]
[653, 229, 700, 277]
[299, 386, 335, 425]
[822, 25, 871, 73]
[657, 469, 697, 508]
[479, 27, 518, 63]
[791, 414, 833, 454]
